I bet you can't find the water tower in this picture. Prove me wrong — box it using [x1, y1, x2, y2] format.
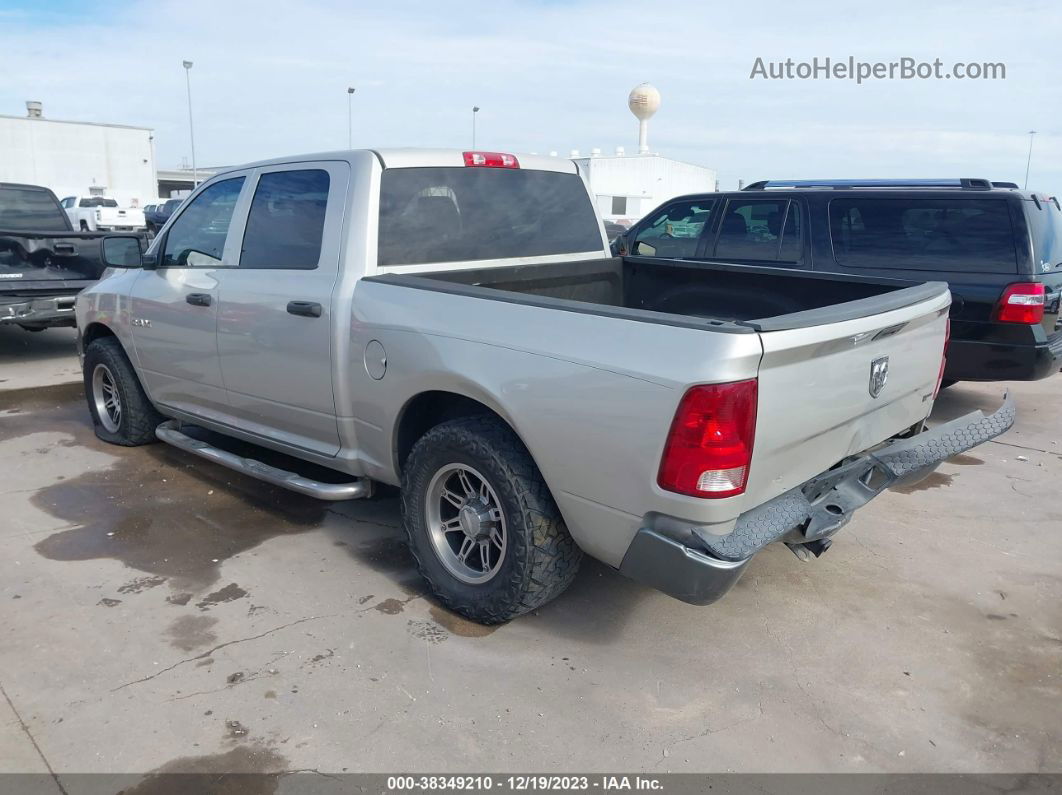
[628, 83, 660, 155]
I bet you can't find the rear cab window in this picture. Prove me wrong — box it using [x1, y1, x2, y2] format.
[0, 187, 69, 231]
[378, 168, 602, 267]
[829, 197, 1019, 273]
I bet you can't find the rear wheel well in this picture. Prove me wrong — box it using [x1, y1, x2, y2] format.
[395, 391, 516, 474]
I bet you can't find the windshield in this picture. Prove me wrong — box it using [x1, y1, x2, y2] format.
[0, 187, 70, 232]
[378, 167, 602, 267]
[1027, 197, 1062, 271]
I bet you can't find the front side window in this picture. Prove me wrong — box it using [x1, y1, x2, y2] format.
[631, 200, 716, 257]
[713, 199, 792, 261]
[161, 177, 245, 267]
[239, 170, 329, 270]
[60, 197, 75, 209]
[829, 198, 1018, 272]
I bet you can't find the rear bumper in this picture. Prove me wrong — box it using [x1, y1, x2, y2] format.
[619, 394, 1016, 605]
[0, 293, 79, 328]
[945, 336, 1062, 382]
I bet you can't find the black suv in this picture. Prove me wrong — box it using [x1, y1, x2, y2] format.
[613, 179, 1062, 383]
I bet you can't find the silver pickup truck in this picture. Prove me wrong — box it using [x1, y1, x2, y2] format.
[75, 149, 1013, 623]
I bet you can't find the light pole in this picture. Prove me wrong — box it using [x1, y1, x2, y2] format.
[347, 87, 356, 149]
[1024, 130, 1037, 189]
[472, 106, 480, 149]
[182, 60, 197, 186]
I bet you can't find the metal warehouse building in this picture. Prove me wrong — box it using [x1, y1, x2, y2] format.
[574, 150, 718, 225]
[0, 101, 157, 207]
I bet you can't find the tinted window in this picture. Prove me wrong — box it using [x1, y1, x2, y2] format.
[778, 202, 803, 261]
[631, 200, 716, 258]
[163, 199, 182, 213]
[161, 177, 244, 267]
[714, 199, 792, 261]
[0, 187, 69, 231]
[1027, 198, 1062, 271]
[240, 170, 329, 270]
[830, 198, 1018, 272]
[78, 197, 119, 208]
[378, 168, 602, 267]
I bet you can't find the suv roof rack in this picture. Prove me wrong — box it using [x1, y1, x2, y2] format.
[742, 178, 995, 191]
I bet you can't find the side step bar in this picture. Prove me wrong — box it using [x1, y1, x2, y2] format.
[155, 420, 371, 501]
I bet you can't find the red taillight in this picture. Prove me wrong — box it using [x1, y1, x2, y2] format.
[463, 151, 519, 169]
[995, 283, 1045, 324]
[657, 380, 758, 499]
[933, 316, 951, 399]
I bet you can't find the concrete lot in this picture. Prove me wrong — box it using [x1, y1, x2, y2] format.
[0, 328, 1059, 784]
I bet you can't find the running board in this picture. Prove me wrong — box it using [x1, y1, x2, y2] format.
[155, 420, 371, 501]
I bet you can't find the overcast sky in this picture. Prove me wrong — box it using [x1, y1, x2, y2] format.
[1, 0, 1059, 190]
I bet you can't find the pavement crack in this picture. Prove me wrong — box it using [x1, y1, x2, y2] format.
[1, 680, 68, 795]
[989, 438, 1053, 455]
[111, 615, 331, 692]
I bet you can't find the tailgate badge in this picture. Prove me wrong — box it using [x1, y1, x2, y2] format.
[869, 356, 889, 398]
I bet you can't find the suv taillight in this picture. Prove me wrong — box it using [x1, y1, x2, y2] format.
[995, 283, 1045, 324]
[657, 380, 757, 499]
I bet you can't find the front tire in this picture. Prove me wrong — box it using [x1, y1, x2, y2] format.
[83, 337, 163, 446]
[401, 416, 582, 624]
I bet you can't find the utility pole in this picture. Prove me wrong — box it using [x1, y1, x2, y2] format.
[182, 61, 197, 186]
[1024, 130, 1037, 189]
[472, 106, 480, 149]
[347, 87, 356, 149]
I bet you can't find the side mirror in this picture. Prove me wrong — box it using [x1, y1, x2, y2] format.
[610, 234, 628, 257]
[101, 236, 143, 268]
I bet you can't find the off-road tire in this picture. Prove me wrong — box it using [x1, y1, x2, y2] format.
[83, 337, 164, 446]
[402, 416, 582, 624]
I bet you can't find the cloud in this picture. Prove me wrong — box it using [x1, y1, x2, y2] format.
[0, 0, 1058, 190]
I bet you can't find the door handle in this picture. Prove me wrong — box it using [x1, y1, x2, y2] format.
[287, 301, 322, 318]
[186, 293, 212, 307]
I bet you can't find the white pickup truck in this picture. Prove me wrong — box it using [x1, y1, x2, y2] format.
[60, 195, 146, 233]
[75, 149, 1013, 624]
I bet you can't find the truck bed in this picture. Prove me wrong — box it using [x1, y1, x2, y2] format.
[379, 256, 946, 332]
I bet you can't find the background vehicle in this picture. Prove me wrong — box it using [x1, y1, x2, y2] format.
[145, 197, 183, 233]
[613, 178, 1062, 383]
[1, 182, 133, 331]
[76, 151, 1010, 623]
[60, 194, 147, 232]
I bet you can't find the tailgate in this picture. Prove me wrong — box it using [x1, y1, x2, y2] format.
[1, 231, 108, 283]
[744, 285, 950, 508]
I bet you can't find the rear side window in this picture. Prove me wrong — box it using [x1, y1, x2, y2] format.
[240, 170, 329, 270]
[1027, 198, 1062, 272]
[631, 200, 716, 258]
[713, 199, 800, 262]
[830, 198, 1018, 272]
[161, 177, 245, 267]
[378, 168, 602, 267]
[0, 188, 69, 231]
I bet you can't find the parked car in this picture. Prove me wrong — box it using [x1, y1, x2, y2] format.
[0, 182, 138, 331]
[613, 179, 1062, 384]
[60, 195, 147, 233]
[76, 151, 1011, 623]
[146, 197, 183, 233]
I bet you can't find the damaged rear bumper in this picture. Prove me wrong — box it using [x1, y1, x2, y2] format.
[619, 394, 1016, 605]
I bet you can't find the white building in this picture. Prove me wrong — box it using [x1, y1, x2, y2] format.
[0, 101, 158, 207]
[574, 149, 717, 225]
